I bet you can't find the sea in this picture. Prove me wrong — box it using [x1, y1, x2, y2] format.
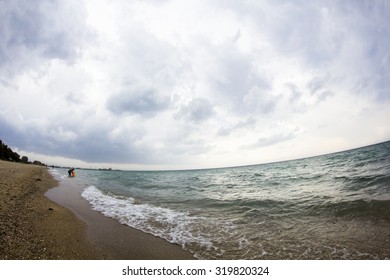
[49, 141, 390, 259]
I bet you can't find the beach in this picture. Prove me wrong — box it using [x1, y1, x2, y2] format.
[2, 141, 389, 260]
[56, 141, 390, 260]
[0, 160, 194, 260]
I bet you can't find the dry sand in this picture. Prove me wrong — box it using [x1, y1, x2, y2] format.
[0, 160, 97, 259]
[0, 160, 194, 259]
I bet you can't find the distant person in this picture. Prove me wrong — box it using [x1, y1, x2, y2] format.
[68, 167, 75, 177]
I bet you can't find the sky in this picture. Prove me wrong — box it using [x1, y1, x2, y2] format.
[0, 0, 389, 170]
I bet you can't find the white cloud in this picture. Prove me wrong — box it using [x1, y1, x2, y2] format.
[1, 0, 389, 169]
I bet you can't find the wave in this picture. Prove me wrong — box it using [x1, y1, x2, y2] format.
[81, 186, 218, 254]
[74, 141, 390, 259]
[47, 168, 68, 180]
[304, 198, 390, 221]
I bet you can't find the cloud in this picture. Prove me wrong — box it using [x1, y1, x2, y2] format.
[0, 0, 90, 78]
[1, 0, 389, 169]
[0, 109, 149, 164]
[307, 75, 330, 95]
[243, 124, 300, 150]
[206, 44, 273, 115]
[243, 86, 277, 115]
[251, 133, 296, 149]
[107, 83, 170, 117]
[177, 98, 215, 123]
[218, 117, 256, 136]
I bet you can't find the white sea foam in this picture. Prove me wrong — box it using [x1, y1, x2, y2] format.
[47, 141, 390, 260]
[47, 168, 60, 176]
[81, 186, 214, 253]
[48, 168, 68, 180]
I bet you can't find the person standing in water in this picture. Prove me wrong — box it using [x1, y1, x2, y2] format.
[68, 167, 75, 177]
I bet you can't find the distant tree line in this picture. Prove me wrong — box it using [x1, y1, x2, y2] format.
[0, 139, 45, 166]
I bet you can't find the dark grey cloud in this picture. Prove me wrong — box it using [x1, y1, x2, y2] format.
[255, 133, 294, 148]
[306, 75, 337, 103]
[107, 86, 170, 117]
[0, 0, 90, 78]
[177, 98, 215, 123]
[307, 75, 330, 95]
[1, 0, 389, 169]
[0, 114, 149, 164]
[68, 129, 146, 164]
[316, 90, 335, 103]
[218, 117, 256, 136]
[244, 132, 296, 150]
[284, 83, 303, 103]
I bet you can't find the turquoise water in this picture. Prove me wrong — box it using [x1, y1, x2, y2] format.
[52, 141, 390, 259]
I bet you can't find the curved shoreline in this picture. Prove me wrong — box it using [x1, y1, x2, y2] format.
[0, 160, 98, 259]
[46, 169, 195, 259]
[0, 161, 194, 259]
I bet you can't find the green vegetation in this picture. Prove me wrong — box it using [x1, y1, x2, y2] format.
[0, 139, 45, 166]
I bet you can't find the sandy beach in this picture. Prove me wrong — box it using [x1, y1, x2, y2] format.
[0, 160, 194, 259]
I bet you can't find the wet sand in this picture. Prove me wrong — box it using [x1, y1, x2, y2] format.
[0, 160, 194, 259]
[0, 160, 97, 259]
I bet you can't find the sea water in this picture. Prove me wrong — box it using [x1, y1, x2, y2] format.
[51, 141, 390, 259]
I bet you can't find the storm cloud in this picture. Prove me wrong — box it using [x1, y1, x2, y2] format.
[0, 0, 89, 78]
[107, 85, 170, 117]
[1, 0, 389, 170]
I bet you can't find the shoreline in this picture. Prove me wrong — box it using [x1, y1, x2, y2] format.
[46, 170, 195, 259]
[0, 161, 194, 259]
[0, 160, 98, 259]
